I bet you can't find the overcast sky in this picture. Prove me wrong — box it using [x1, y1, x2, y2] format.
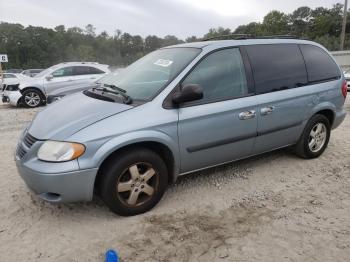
[0, 0, 342, 39]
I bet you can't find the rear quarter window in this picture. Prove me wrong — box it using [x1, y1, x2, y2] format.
[299, 44, 341, 83]
[245, 44, 308, 94]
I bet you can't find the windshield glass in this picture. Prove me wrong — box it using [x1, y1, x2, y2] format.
[104, 47, 201, 100]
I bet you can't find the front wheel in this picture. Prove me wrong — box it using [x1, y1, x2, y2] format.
[294, 114, 331, 159]
[22, 88, 43, 108]
[99, 148, 168, 216]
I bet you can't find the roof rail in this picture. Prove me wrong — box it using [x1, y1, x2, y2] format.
[203, 34, 253, 41]
[203, 34, 299, 41]
[253, 35, 298, 39]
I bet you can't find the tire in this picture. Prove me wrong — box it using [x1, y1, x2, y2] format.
[294, 114, 331, 159]
[99, 148, 168, 216]
[22, 88, 43, 108]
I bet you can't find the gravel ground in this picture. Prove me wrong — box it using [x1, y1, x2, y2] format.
[0, 99, 349, 262]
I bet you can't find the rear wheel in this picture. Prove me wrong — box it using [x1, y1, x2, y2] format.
[22, 88, 43, 108]
[294, 114, 330, 159]
[99, 148, 168, 216]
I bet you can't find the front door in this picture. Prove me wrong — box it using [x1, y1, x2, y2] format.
[44, 66, 75, 95]
[177, 48, 258, 173]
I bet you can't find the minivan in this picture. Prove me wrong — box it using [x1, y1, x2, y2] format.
[15, 38, 347, 216]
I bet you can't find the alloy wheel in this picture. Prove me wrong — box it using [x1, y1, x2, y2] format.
[24, 92, 41, 107]
[308, 123, 327, 153]
[116, 162, 159, 206]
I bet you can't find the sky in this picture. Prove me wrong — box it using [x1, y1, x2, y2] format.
[0, 0, 343, 39]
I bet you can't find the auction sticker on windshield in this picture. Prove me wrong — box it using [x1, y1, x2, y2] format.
[154, 59, 173, 67]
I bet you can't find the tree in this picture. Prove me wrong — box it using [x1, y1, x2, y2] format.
[262, 10, 290, 35]
[85, 24, 96, 37]
[203, 27, 231, 40]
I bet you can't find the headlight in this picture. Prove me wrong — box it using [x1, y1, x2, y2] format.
[37, 141, 85, 162]
[5, 84, 19, 91]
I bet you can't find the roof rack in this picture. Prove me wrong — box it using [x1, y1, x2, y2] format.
[203, 34, 253, 41]
[203, 34, 299, 41]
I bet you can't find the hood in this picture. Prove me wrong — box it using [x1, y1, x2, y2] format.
[18, 77, 42, 89]
[28, 92, 133, 140]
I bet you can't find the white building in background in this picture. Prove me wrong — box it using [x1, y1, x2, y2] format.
[331, 50, 350, 71]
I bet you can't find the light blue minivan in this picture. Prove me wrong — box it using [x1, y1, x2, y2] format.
[16, 38, 347, 216]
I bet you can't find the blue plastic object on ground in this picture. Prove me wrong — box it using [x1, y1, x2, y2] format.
[105, 249, 119, 262]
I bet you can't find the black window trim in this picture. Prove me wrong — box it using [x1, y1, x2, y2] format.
[163, 46, 255, 109]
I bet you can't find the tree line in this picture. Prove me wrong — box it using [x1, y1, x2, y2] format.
[0, 3, 349, 69]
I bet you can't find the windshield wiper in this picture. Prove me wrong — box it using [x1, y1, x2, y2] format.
[92, 85, 132, 104]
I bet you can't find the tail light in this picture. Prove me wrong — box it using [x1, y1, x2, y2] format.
[342, 80, 347, 99]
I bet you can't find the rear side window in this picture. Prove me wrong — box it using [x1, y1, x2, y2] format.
[245, 44, 307, 94]
[73, 66, 90, 75]
[73, 66, 105, 75]
[89, 67, 105, 74]
[299, 44, 340, 83]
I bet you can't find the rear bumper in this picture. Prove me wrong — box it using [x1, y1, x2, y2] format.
[16, 161, 98, 202]
[332, 109, 347, 130]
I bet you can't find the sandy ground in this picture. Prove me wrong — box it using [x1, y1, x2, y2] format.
[0, 99, 349, 262]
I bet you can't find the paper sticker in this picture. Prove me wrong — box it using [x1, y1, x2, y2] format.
[154, 59, 173, 67]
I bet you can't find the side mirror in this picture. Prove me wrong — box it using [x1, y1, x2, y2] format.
[172, 84, 203, 104]
[46, 74, 53, 81]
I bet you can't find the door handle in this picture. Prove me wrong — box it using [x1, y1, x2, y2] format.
[261, 106, 275, 115]
[239, 110, 256, 120]
[67, 79, 74, 82]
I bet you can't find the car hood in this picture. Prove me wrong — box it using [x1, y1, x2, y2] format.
[28, 92, 133, 140]
[18, 77, 42, 89]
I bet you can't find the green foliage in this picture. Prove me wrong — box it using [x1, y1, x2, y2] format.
[0, 23, 183, 68]
[0, 3, 349, 69]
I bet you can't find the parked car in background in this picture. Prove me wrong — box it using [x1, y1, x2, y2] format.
[21, 69, 44, 77]
[15, 39, 347, 216]
[46, 69, 123, 104]
[2, 62, 110, 107]
[5, 69, 23, 74]
[1, 73, 28, 92]
[343, 68, 350, 91]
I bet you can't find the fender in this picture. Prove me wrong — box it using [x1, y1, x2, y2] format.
[309, 101, 336, 118]
[78, 130, 180, 177]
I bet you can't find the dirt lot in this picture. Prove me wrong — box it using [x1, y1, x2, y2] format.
[0, 99, 349, 262]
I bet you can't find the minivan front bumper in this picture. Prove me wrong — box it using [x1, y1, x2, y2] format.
[16, 161, 98, 202]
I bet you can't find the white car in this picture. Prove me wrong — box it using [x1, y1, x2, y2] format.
[2, 62, 110, 107]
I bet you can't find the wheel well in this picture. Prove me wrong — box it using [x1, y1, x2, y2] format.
[21, 87, 46, 101]
[316, 109, 334, 126]
[94, 142, 175, 192]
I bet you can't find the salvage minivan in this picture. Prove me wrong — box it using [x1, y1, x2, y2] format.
[16, 38, 347, 216]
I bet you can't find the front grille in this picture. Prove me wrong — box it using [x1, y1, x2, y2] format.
[23, 133, 38, 149]
[16, 144, 27, 159]
[16, 132, 38, 159]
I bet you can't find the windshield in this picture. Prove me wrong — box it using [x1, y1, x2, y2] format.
[104, 47, 201, 100]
